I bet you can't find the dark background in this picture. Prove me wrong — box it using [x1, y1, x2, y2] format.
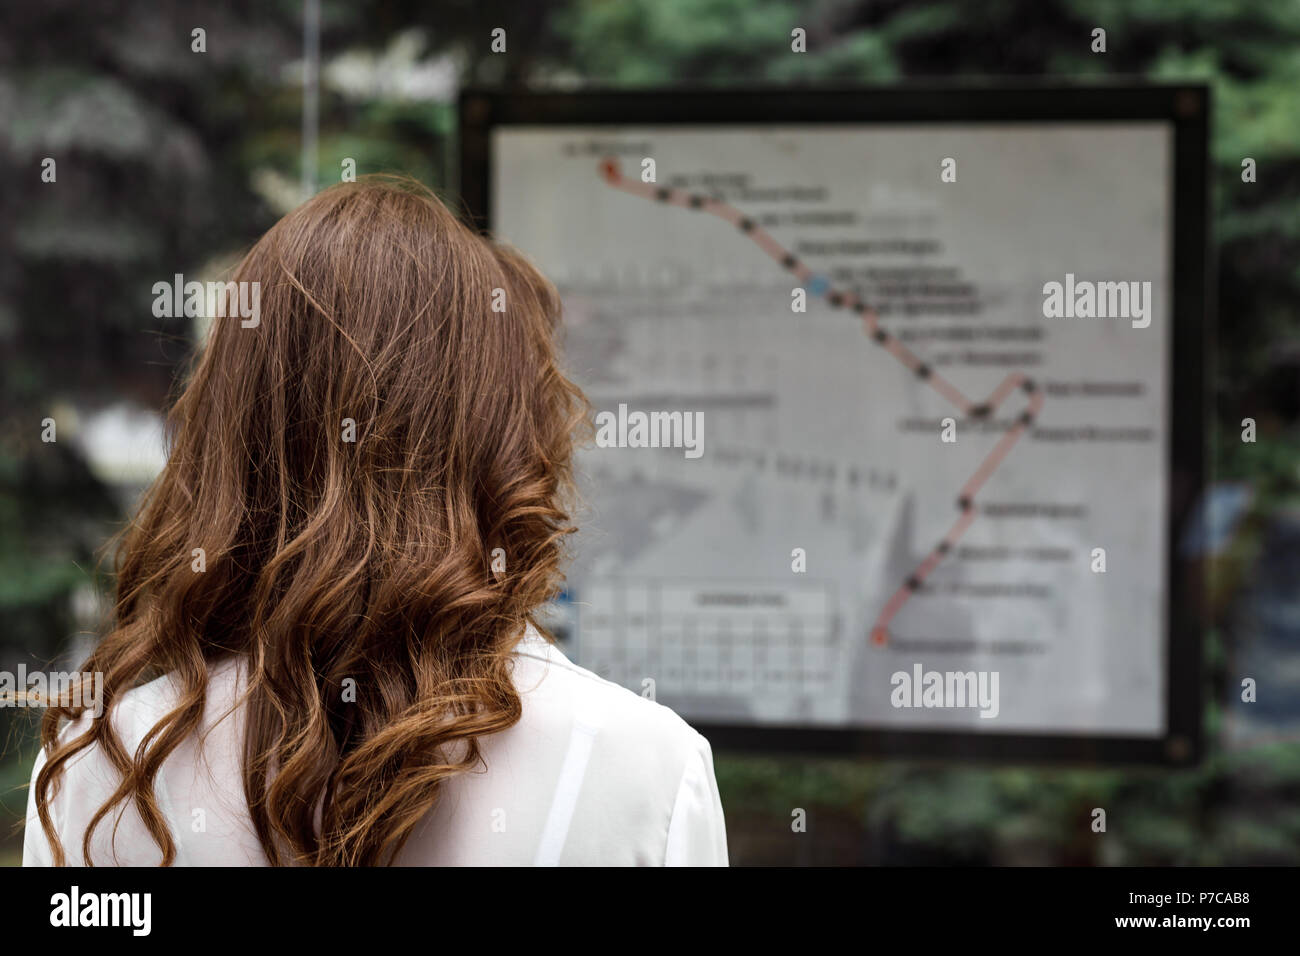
[2, 0, 1298, 865]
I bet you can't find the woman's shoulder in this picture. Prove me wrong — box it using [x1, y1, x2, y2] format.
[510, 623, 710, 755]
[491, 624, 727, 865]
[25, 632, 727, 866]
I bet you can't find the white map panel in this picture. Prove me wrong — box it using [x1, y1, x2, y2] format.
[493, 123, 1170, 736]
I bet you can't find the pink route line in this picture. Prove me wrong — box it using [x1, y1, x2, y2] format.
[598, 158, 1045, 647]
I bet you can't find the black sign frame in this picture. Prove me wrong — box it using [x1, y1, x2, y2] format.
[459, 83, 1209, 765]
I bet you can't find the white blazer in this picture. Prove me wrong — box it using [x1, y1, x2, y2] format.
[24, 625, 728, 866]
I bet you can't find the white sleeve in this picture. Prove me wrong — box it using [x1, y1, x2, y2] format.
[22, 746, 55, 867]
[22, 707, 172, 867]
[663, 733, 728, 866]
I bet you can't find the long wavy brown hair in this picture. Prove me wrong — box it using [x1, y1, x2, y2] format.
[34, 175, 588, 865]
